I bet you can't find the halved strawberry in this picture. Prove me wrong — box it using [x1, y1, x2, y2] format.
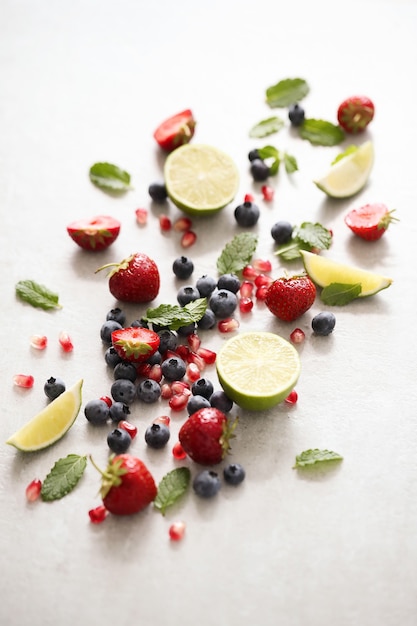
[337, 95, 375, 134]
[153, 109, 196, 152]
[96, 252, 160, 302]
[344, 203, 398, 241]
[67, 215, 121, 251]
[111, 327, 160, 363]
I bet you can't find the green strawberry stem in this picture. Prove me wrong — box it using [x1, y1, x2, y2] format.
[89, 454, 128, 499]
[95, 254, 133, 277]
[220, 416, 239, 457]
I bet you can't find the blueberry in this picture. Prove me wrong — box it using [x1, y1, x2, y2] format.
[196, 274, 217, 298]
[234, 201, 260, 227]
[288, 103, 305, 127]
[250, 158, 270, 182]
[217, 273, 241, 294]
[44, 376, 66, 401]
[161, 356, 186, 381]
[106, 307, 126, 326]
[84, 399, 110, 425]
[148, 182, 168, 203]
[177, 322, 197, 337]
[110, 379, 137, 404]
[157, 329, 178, 354]
[130, 318, 148, 328]
[312, 311, 336, 336]
[271, 220, 293, 244]
[100, 320, 123, 345]
[197, 309, 216, 330]
[210, 390, 233, 413]
[137, 378, 161, 403]
[193, 470, 222, 498]
[113, 361, 137, 383]
[187, 395, 211, 414]
[223, 463, 246, 486]
[144, 423, 170, 449]
[191, 377, 214, 400]
[107, 427, 132, 454]
[177, 285, 200, 306]
[109, 401, 131, 422]
[209, 289, 238, 319]
[173, 256, 194, 280]
[248, 149, 260, 162]
[104, 346, 123, 368]
[147, 350, 162, 365]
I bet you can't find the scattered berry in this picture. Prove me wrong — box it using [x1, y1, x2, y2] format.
[148, 182, 168, 203]
[271, 220, 293, 244]
[111, 327, 160, 363]
[118, 420, 137, 439]
[159, 214, 172, 231]
[169, 520, 186, 541]
[191, 377, 214, 400]
[145, 423, 171, 449]
[100, 320, 123, 345]
[178, 407, 236, 465]
[44, 376, 66, 400]
[173, 216, 193, 232]
[239, 297, 253, 313]
[209, 390, 233, 413]
[252, 258, 272, 273]
[161, 356, 187, 381]
[106, 307, 126, 326]
[84, 399, 110, 425]
[59, 331, 74, 352]
[290, 328, 306, 344]
[209, 289, 238, 319]
[285, 390, 298, 404]
[234, 200, 260, 227]
[109, 401, 131, 422]
[114, 361, 138, 383]
[107, 427, 132, 454]
[30, 334, 48, 350]
[311, 311, 336, 336]
[196, 274, 217, 298]
[88, 505, 108, 524]
[218, 317, 239, 333]
[110, 379, 137, 405]
[250, 158, 270, 182]
[153, 108, 196, 153]
[137, 378, 162, 403]
[135, 208, 148, 225]
[173, 256, 194, 279]
[217, 273, 241, 294]
[337, 95, 375, 134]
[193, 470, 222, 498]
[181, 230, 197, 248]
[25, 478, 42, 502]
[265, 275, 316, 322]
[100, 396, 113, 407]
[96, 252, 160, 303]
[197, 309, 216, 330]
[223, 463, 246, 486]
[261, 185, 274, 201]
[66, 215, 121, 251]
[288, 103, 305, 126]
[248, 150, 259, 163]
[104, 346, 122, 368]
[13, 374, 34, 389]
[187, 394, 211, 414]
[177, 285, 200, 306]
[344, 203, 398, 241]
[172, 441, 187, 460]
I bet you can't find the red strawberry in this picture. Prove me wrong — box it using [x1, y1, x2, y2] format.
[153, 109, 196, 152]
[96, 252, 160, 302]
[91, 454, 157, 516]
[265, 274, 316, 322]
[337, 95, 375, 134]
[178, 407, 237, 466]
[344, 203, 398, 241]
[67, 215, 121, 251]
[111, 326, 160, 363]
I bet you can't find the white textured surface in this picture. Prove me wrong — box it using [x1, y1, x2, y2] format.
[1, 1, 417, 625]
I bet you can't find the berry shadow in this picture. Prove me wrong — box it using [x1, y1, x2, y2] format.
[293, 460, 343, 482]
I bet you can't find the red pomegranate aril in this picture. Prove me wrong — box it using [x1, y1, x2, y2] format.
[30, 334, 48, 350]
[290, 328, 306, 344]
[253, 258, 272, 273]
[186, 362, 201, 382]
[88, 505, 108, 524]
[187, 333, 201, 352]
[255, 285, 269, 301]
[159, 214, 172, 231]
[261, 185, 274, 201]
[149, 364, 163, 383]
[14, 374, 34, 389]
[239, 297, 253, 313]
[25, 479, 42, 502]
[135, 208, 148, 225]
[285, 390, 298, 405]
[172, 441, 187, 460]
[160, 383, 173, 399]
[196, 347, 216, 365]
[175, 345, 190, 360]
[242, 265, 259, 280]
[244, 193, 254, 203]
[153, 415, 171, 427]
[171, 380, 190, 395]
[169, 393, 190, 411]
[173, 216, 193, 232]
[169, 520, 186, 541]
[59, 331, 73, 352]
[181, 230, 197, 248]
[187, 351, 206, 371]
[240, 280, 254, 298]
[118, 420, 138, 439]
[137, 363, 152, 378]
[218, 318, 240, 333]
[254, 273, 273, 287]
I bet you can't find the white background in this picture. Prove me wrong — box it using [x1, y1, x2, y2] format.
[1, 1, 417, 625]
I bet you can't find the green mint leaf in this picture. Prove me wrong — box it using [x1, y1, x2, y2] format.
[295, 222, 332, 250]
[257, 145, 280, 175]
[331, 144, 358, 165]
[266, 77, 309, 108]
[15, 280, 62, 311]
[275, 241, 307, 261]
[299, 119, 345, 146]
[217, 233, 258, 275]
[249, 116, 285, 138]
[41, 454, 87, 501]
[89, 162, 132, 192]
[283, 152, 298, 174]
[154, 467, 191, 515]
[143, 298, 207, 331]
[321, 282, 362, 305]
[294, 449, 343, 469]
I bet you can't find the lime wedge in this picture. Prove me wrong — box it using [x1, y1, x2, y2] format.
[300, 250, 392, 296]
[216, 332, 300, 411]
[164, 144, 239, 215]
[313, 140, 374, 198]
[6, 379, 83, 451]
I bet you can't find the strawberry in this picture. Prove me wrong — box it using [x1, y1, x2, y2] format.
[96, 252, 160, 302]
[178, 407, 237, 466]
[344, 203, 398, 241]
[153, 109, 196, 152]
[265, 274, 316, 322]
[91, 454, 157, 516]
[111, 326, 160, 363]
[337, 95, 375, 134]
[67, 215, 121, 251]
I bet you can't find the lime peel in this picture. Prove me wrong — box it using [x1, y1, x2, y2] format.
[313, 140, 374, 198]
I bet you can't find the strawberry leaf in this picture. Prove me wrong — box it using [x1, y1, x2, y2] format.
[154, 467, 191, 515]
[144, 298, 207, 331]
[217, 233, 258, 274]
[299, 119, 345, 146]
[41, 454, 87, 501]
[266, 77, 309, 108]
[321, 282, 362, 305]
[89, 162, 132, 192]
[293, 449, 343, 468]
[249, 116, 285, 138]
[15, 280, 62, 310]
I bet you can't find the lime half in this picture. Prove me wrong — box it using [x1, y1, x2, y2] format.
[300, 250, 392, 296]
[164, 143, 239, 215]
[216, 332, 300, 411]
[6, 379, 83, 451]
[314, 140, 374, 198]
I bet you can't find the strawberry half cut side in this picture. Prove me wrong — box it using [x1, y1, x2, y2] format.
[153, 109, 196, 152]
[344, 203, 398, 241]
[67, 215, 121, 251]
[111, 327, 160, 362]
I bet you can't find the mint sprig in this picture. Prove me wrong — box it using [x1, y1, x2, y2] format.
[89, 162, 132, 192]
[217, 233, 258, 275]
[41, 454, 87, 501]
[15, 280, 62, 311]
[154, 467, 191, 515]
[266, 77, 310, 108]
[143, 298, 207, 331]
[257, 146, 298, 175]
[275, 222, 332, 261]
[299, 119, 345, 146]
[321, 282, 362, 305]
[249, 116, 285, 138]
[293, 449, 343, 468]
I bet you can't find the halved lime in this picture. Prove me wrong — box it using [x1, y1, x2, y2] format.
[6, 379, 83, 451]
[216, 332, 301, 411]
[313, 140, 374, 198]
[300, 250, 392, 296]
[164, 144, 239, 215]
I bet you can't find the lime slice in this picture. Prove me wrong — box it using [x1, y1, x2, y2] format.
[300, 250, 392, 296]
[216, 332, 300, 411]
[313, 140, 374, 198]
[164, 144, 239, 215]
[6, 379, 83, 451]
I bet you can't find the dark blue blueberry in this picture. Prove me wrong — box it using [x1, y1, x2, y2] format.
[197, 309, 216, 330]
[106, 307, 126, 326]
[100, 320, 123, 345]
[177, 322, 197, 337]
[209, 289, 238, 319]
[44, 376, 66, 401]
[144, 423, 171, 449]
[177, 285, 200, 306]
[157, 329, 178, 354]
[271, 220, 293, 244]
[161, 356, 186, 381]
[130, 318, 148, 328]
[312, 311, 336, 336]
[210, 390, 233, 413]
[137, 378, 161, 403]
[248, 149, 260, 162]
[113, 361, 137, 383]
[288, 103, 305, 127]
[104, 346, 123, 368]
[147, 350, 162, 365]
[234, 201, 260, 227]
[196, 274, 217, 298]
[191, 377, 214, 400]
[217, 273, 241, 294]
[107, 427, 132, 454]
[250, 158, 270, 182]
[84, 399, 110, 425]
[193, 470, 222, 498]
[187, 395, 211, 415]
[223, 463, 246, 486]
[109, 401, 131, 422]
[110, 379, 137, 404]
[148, 181, 168, 203]
[173, 256, 194, 280]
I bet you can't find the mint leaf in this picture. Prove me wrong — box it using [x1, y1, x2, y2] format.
[249, 116, 285, 138]
[154, 467, 191, 515]
[295, 222, 332, 250]
[299, 119, 345, 146]
[257, 145, 280, 175]
[331, 144, 358, 165]
[16, 280, 62, 311]
[283, 152, 298, 174]
[321, 282, 362, 305]
[266, 78, 309, 108]
[275, 241, 308, 261]
[217, 233, 258, 274]
[294, 449, 343, 468]
[89, 162, 132, 192]
[143, 298, 207, 331]
[41, 454, 87, 501]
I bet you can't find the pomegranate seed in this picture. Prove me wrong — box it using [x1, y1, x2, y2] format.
[88, 505, 108, 524]
[218, 318, 240, 333]
[239, 297, 253, 313]
[153, 415, 171, 427]
[290, 328, 306, 344]
[196, 347, 216, 365]
[165, 349, 181, 360]
[169, 393, 190, 411]
[187, 333, 201, 352]
[160, 383, 173, 399]
[59, 331, 73, 352]
[175, 345, 190, 360]
[159, 214, 172, 231]
[255, 285, 269, 301]
[186, 362, 201, 382]
[254, 273, 273, 288]
[135, 208, 148, 225]
[173, 217, 192, 232]
[240, 280, 254, 298]
[242, 265, 259, 280]
[261, 185, 274, 201]
[118, 420, 138, 439]
[285, 390, 298, 405]
[25, 479, 42, 502]
[181, 230, 197, 248]
[148, 364, 162, 383]
[100, 395, 112, 407]
[244, 193, 254, 203]
[13, 374, 34, 389]
[30, 334, 48, 350]
[171, 380, 191, 395]
[137, 363, 152, 378]
[169, 520, 186, 541]
[187, 351, 206, 371]
[253, 258, 272, 273]
[172, 441, 187, 460]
